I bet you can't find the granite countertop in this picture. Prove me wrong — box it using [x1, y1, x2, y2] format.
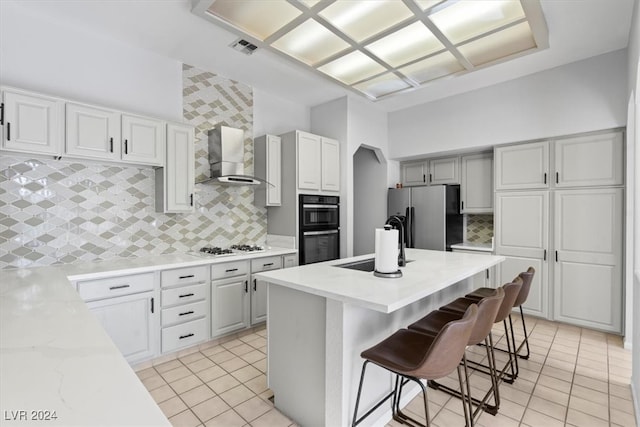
[256, 248, 504, 313]
[0, 248, 296, 426]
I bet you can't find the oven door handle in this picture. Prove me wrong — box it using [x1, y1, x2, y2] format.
[303, 204, 338, 209]
[303, 230, 339, 236]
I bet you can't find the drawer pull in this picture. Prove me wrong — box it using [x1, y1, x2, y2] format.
[263, 263, 274, 267]
[225, 268, 238, 273]
[179, 311, 194, 317]
[179, 293, 195, 298]
[179, 333, 194, 340]
[109, 284, 130, 291]
[179, 274, 195, 279]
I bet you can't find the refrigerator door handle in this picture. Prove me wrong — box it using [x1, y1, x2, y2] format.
[410, 206, 416, 248]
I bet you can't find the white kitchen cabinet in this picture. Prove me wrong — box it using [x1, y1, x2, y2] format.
[78, 272, 158, 364]
[460, 153, 493, 213]
[554, 130, 624, 188]
[451, 248, 494, 288]
[254, 134, 282, 206]
[494, 191, 549, 318]
[66, 102, 121, 161]
[250, 256, 282, 325]
[428, 156, 459, 185]
[155, 123, 194, 213]
[211, 261, 250, 337]
[1, 88, 64, 156]
[321, 137, 340, 192]
[553, 188, 623, 332]
[297, 131, 322, 191]
[283, 254, 298, 268]
[494, 141, 549, 190]
[121, 113, 164, 166]
[401, 161, 427, 186]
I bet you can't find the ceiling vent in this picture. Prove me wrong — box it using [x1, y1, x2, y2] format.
[230, 38, 258, 55]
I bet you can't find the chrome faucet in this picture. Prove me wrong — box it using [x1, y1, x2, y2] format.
[385, 215, 406, 267]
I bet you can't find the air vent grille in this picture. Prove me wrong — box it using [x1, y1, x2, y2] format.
[230, 38, 258, 55]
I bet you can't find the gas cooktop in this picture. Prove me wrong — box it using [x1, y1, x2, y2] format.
[196, 244, 265, 257]
[230, 244, 265, 252]
[199, 247, 234, 256]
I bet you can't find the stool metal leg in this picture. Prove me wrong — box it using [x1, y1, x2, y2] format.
[352, 361, 396, 427]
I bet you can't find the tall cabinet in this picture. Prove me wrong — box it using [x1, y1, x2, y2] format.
[494, 129, 624, 333]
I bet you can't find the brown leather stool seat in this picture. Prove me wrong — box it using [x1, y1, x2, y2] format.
[352, 305, 478, 427]
[440, 278, 523, 384]
[466, 267, 535, 365]
[408, 288, 504, 423]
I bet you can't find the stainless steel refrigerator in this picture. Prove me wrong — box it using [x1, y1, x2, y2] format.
[387, 185, 463, 251]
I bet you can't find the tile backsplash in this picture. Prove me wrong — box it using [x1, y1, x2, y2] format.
[0, 64, 266, 269]
[465, 214, 494, 244]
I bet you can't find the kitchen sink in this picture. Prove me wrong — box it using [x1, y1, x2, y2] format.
[335, 258, 412, 272]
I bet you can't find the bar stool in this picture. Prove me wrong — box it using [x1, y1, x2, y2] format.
[438, 277, 523, 384]
[407, 288, 504, 424]
[352, 305, 478, 427]
[466, 267, 535, 362]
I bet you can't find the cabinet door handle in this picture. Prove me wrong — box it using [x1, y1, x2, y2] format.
[190, 194, 194, 206]
[109, 137, 114, 153]
[124, 139, 128, 154]
[109, 284, 130, 290]
[0, 102, 4, 125]
[150, 297, 154, 313]
[179, 311, 194, 317]
[253, 278, 257, 291]
[179, 333, 194, 340]
[179, 293, 194, 298]
[555, 250, 558, 262]
[225, 268, 238, 273]
[429, 173, 433, 183]
[543, 172, 547, 184]
[179, 274, 195, 279]
[543, 249, 547, 261]
[263, 263, 274, 267]
[556, 172, 559, 184]
[6, 122, 10, 141]
[461, 201, 464, 210]
[423, 174, 426, 183]
[244, 280, 248, 293]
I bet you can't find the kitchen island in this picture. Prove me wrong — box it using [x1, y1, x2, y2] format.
[255, 248, 504, 427]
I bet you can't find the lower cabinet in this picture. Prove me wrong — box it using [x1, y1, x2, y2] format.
[496, 256, 548, 318]
[451, 248, 495, 289]
[78, 272, 158, 364]
[250, 256, 283, 325]
[211, 261, 250, 337]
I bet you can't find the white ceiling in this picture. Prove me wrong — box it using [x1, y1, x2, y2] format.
[16, 0, 636, 112]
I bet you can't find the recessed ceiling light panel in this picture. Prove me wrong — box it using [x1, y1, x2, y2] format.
[318, 51, 387, 85]
[457, 21, 535, 66]
[399, 51, 464, 83]
[366, 22, 444, 67]
[272, 19, 351, 65]
[353, 73, 411, 98]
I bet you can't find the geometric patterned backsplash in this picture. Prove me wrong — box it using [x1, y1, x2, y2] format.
[0, 64, 267, 269]
[465, 214, 494, 244]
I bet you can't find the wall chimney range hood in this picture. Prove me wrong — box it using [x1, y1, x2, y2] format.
[199, 125, 269, 186]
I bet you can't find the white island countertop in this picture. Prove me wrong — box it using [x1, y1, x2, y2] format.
[256, 248, 504, 313]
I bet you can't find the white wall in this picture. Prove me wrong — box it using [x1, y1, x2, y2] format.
[253, 88, 310, 137]
[353, 147, 387, 256]
[389, 50, 628, 159]
[0, 1, 182, 121]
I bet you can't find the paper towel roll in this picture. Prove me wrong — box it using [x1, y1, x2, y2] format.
[375, 228, 399, 273]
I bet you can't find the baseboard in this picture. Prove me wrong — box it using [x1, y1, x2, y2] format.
[625, 337, 633, 350]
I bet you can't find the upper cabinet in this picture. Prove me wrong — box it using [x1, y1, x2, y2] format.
[254, 134, 282, 206]
[460, 153, 493, 213]
[294, 130, 340, 193]
[1, 88, 64, 156]
[121, 114, 164, 166]
[402, 161, 427, 186]
[428, 156, 459, 185]
[320, 137, 340, 192]
[494, 141, 549, 190]
[66, 102, 121, 161]
[554, 131, 624, 188]
[156, 123, 194, 213]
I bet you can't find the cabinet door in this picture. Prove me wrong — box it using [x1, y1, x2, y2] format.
[494, 191, 548, 259]
[402, 162, 427, 186]
[429, 157, 459, 185]
[461, 153, 493, 213]
[321, 138, 340, 192]
[66, 102, 120, 160]
[121, 114, 164, 166]
[553, 188, 623, 332]
[87, 291, 158, 364]
[283, 254, 297, 268]
[251, 274, 268, 325]
[2, 89, 64, 155]
[554, 131, 624, 188]
[494, 141, 549, 190]
[211, 276, 249, 337]
[266, 135, 282, 205]
[496, 256, 547, 318]
[162, 123, 194, 213]
[297, 131, 321, 190]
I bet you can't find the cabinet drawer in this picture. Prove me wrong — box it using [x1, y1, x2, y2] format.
[161, 265, 208, 289]
[162, 317, 208, 353]
[251, 256, 282, 273]
[162, 300, 208, 327]
[77, 272, 154, 301]
[211, 260, 249, 279]
[162, 282, 207, 307]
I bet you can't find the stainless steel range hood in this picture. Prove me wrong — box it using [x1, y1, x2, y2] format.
[199, 125, 268, 186]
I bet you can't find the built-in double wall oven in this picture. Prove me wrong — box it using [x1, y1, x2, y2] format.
[298, 194, 340, 265]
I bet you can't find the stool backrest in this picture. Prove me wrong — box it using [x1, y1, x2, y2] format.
[411, 304, 478, 379]
[494, 277, 523, 323]
[467, 287, 505, 345]
[513, 267, 535, 307]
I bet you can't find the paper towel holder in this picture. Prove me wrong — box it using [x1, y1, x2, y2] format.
[374, 225, 403, 278]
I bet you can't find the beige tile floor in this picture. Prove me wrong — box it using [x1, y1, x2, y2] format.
[136, 315, 637, 427]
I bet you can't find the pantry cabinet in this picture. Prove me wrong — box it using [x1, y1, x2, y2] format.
[155, 123, 195, 213]
[460, 153, 493, 213]
[254, 134, 282, 206]
[1, 88, 64, 156]
[428, 156, 459, 185]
